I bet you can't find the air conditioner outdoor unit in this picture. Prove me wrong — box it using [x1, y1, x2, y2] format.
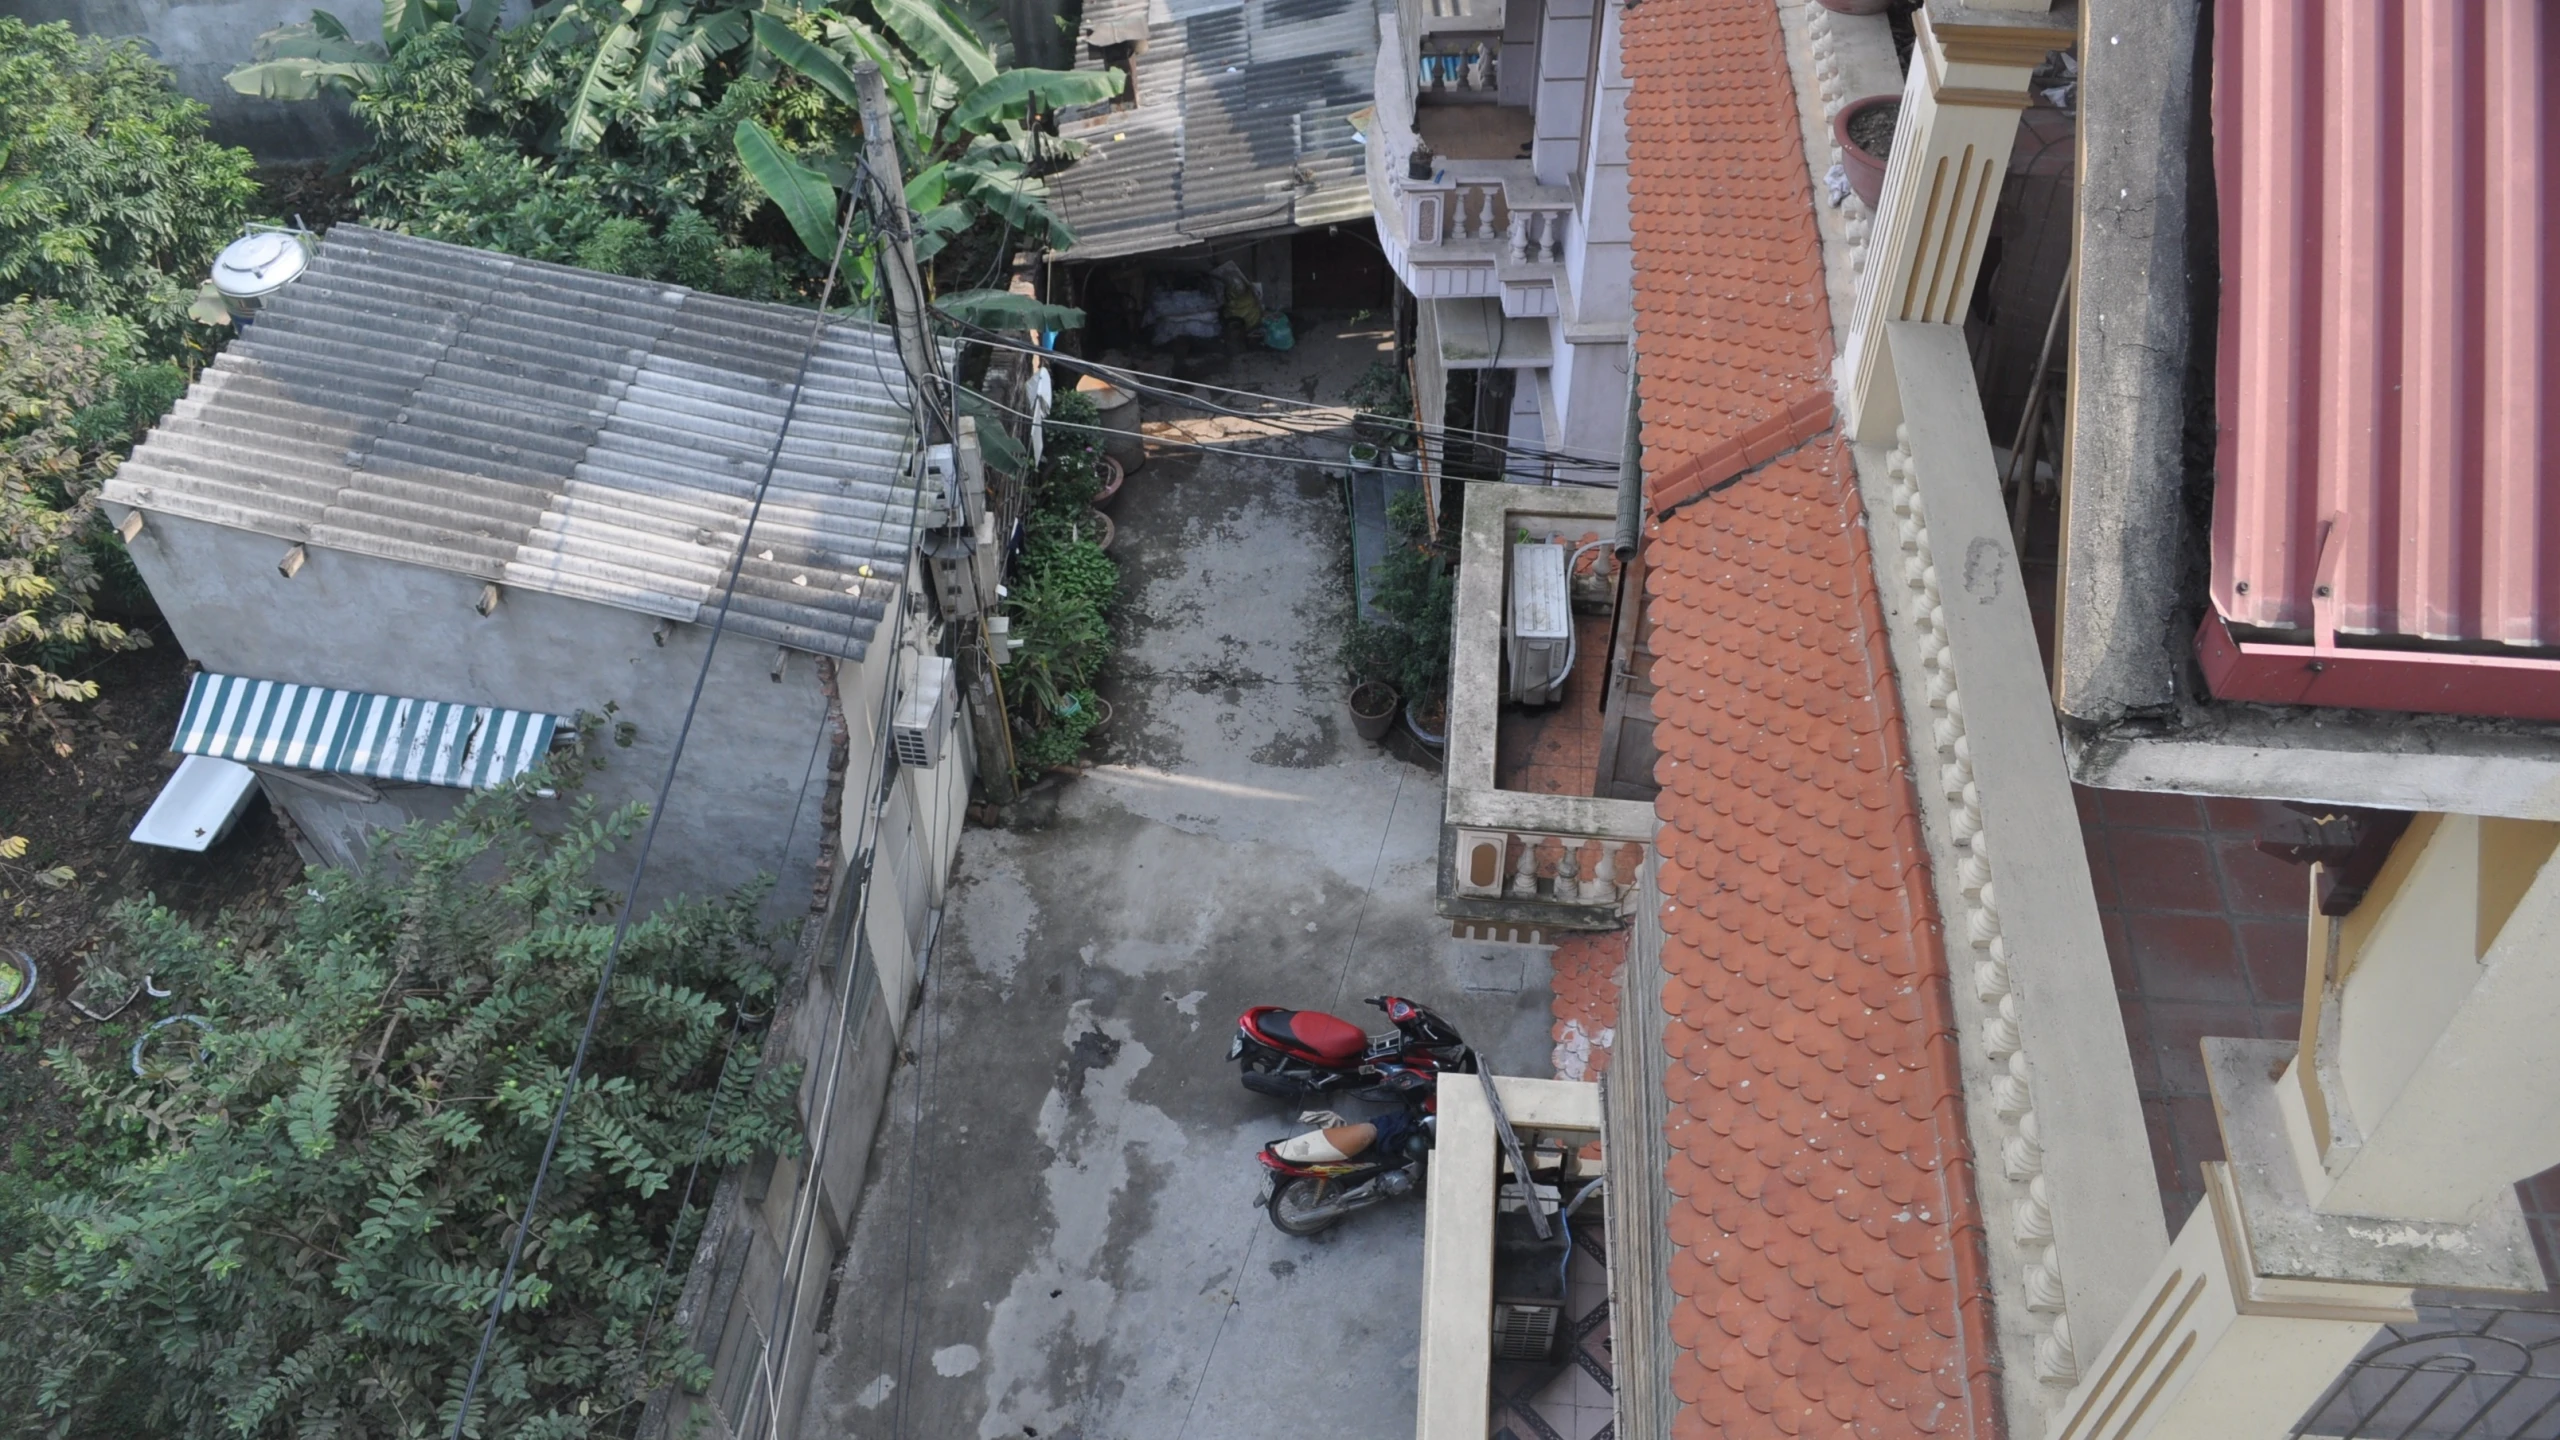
[893, 654, 955, 768]
[1507, 542, 1571, 705]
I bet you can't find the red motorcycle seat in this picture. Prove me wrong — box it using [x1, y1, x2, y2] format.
[1254, 1007, 1366, 1064]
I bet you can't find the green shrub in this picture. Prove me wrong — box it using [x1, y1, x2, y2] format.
[0, 773, 803, 1438]
[0, 20, 259, 360]
[1341, 491, 1451, 705]
[1, 300, 162, 747]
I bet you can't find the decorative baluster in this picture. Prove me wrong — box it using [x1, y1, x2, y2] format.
[1592, 842, 1619, 903]
[1476, 188, 1499, 241]
[1556, 843, 1582, 903]
[1507, 211, 1529, 263]
[1508, 834, 1539, 900]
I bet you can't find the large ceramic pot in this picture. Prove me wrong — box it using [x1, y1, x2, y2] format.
[1091, 454, 1127, 510]
[1833, 94, 1899, 210]
[1348, 680, 1400, 743]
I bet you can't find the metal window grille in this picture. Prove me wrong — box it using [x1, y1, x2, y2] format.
[2294, 1293, 2560, 1440]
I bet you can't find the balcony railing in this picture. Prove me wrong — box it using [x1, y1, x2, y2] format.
[1438, 482, 1650, 935]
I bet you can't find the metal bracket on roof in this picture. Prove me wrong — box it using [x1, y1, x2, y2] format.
[278, 543, 307, 579]
[2311, 512, 2345, 656]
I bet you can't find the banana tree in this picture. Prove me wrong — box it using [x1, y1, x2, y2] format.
[226, 0, 505, 99]
[733, 1, 1122, 278]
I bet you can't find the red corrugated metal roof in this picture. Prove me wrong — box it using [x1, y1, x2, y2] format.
[2207, 1, 2560, 718]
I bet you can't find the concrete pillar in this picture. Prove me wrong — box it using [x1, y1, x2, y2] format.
[1836, 8, 2066, 444]
[2281, 814, 2560, 1223]
[2043, 819, 2560, 1440]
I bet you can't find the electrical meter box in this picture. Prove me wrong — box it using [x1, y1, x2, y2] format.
[1507, 542, 1571, 705]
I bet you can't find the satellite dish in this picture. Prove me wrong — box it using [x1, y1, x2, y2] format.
[211, 229, 310, 300]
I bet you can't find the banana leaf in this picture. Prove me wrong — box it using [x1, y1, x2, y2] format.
[734, 119, 843, 261]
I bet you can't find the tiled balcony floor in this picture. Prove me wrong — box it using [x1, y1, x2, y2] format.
[2080, 784, 2560, 1275]
[1495, 612, 1614, 796]
[2077, 784, 2310, 1235]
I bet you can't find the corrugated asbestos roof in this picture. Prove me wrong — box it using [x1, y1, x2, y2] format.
[2211, 6, 2560, 660]
[106, 225, 931, 661]
[1048, 0, 1377, 259]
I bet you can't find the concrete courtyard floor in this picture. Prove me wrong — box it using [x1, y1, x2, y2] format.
[805, 318, 1557, 1440]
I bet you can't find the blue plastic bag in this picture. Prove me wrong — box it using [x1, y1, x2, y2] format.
[1262, 313, 1295, 350]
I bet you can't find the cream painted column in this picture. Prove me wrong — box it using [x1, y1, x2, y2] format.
[2043, 819, 2560, 1440]
[1836, 7, 2066, 444]
[2282, 815, 2560, 1222]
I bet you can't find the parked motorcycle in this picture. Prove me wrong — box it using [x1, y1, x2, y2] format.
[1228, 995, 1474, 1103]
[1256, 1104, 1435, 1235]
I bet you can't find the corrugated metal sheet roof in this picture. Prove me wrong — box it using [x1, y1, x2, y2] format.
[174, 671, 560, 789]
[2210, 3, 2560, 660]
[107, 226, 931, 661]
[1050, 0, 1377, 259]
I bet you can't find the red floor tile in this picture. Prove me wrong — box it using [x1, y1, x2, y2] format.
[2238, 918, 2308, 1006]
[2100, 910, 2137, 993]
[2216, 836, 2311, 918]
[2146, 1001, 2258, 1096]
[2084, 828, 2121, 909]
[2142, 1097, 2181, 1193]
[2120, 999, 2161, 1090]
[2123, 913, 2249, 1003]
[2073, 784, 2103, 827]
[2167, 1094, 2225, 1185]
[2098, 788, 2208, 831]
[2258, 1008, 2301, 1044]
[2203, 795, 2285, 830]
[2108, 830, 2223, 912]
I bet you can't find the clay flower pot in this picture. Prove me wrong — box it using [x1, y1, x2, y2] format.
[1091, 454, 1126, 510]
[1833, 94, 1900, 210]
[1085, 508, 1117, 552]
[1348, 680, 1400, 742]
[1815, 0, 1891, 14]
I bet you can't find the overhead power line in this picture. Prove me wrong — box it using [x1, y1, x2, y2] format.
[447, 184, 883, 1440]
[934, 323, 1625, 477]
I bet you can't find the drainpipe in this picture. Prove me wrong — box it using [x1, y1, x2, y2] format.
[1612, 358, 1643, 559]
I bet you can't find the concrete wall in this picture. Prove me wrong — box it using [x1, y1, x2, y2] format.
[1561, 0, 1631, 327]
[652, 683, 971, 1440]
[0, 0, 528, 159]
[1546, 336, 1627, 468]
[1529, 0, 1595, 187]
[116, 507, 852, 925]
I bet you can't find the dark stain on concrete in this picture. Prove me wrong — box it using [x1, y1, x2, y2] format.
[1250, 712, 1343, 769]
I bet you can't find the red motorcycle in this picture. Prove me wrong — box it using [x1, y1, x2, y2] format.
[1228, 995, 1474, 1103]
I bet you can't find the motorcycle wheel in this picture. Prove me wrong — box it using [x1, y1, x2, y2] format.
[1266, 1177, 1350, 1236]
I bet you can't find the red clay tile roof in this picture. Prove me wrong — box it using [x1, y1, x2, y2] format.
[1624, 1, 2000, 1437]
[1548, 929, 1627, 1081]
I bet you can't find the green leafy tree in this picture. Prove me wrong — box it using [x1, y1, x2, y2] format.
[226, 0, 1117, 305]
[0, 776, 804, 1439]
[0, 20, 260, 358]
[0, 299, 164, 751]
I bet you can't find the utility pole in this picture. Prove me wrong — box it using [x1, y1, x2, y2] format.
[853, 61, 1017, 806]
[853, 62, 946, 452]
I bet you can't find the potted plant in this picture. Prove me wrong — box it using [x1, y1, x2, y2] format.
[1346, 361, 1417, 448]
[1348, 439, 1382, 469]
[1091, 453, 1127, 509]
[1834, 94, 1899, 210]
[0, 948, 35, 1017]
[1343, 492, 1455, 750]
[1338, 618, 1403, 743]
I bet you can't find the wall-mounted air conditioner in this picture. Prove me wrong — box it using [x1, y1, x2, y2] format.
[893, 654, 955, 768]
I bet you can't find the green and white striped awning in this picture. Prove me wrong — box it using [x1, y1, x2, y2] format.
[172, 673, 562, 790]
